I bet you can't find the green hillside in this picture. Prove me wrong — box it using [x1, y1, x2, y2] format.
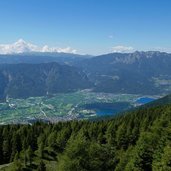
[144, 94, 171, 107]
[0, 96, 171, 170]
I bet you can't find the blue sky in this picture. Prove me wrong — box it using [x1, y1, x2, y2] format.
[0, 0, 171, 55]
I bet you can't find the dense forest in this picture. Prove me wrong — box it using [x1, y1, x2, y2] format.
[0, 102, 171, 170]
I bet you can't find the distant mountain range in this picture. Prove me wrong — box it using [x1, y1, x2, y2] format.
[0, 52, 91, 65]
[0, 62, 92, 100]
[75, 51, 171, 95]
[0, 51, 171, 99]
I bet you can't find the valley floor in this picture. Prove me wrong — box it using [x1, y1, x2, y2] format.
[0, 91, 160, 124]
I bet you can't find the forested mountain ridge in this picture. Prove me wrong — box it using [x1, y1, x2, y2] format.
[75, 51, 171, 95]
[0, 62, 92, 100]
[142, 94, 171, 108]
[0, 51, 171, 97]
[1, 97, 171, 170]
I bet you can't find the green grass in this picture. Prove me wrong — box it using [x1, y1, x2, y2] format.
[0, 91, 157, 124]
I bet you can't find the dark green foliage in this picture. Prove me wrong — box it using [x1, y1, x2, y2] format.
[37, 160, 46, 171]
[13, 152, 23, 171]
[26, 146, 34, 165]
[1, 103, 171, 170]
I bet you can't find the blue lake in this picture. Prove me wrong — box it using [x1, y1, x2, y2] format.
[83, 102, 131, 116]
[96, 109, 117, 116]
[136, 97, 155, 104]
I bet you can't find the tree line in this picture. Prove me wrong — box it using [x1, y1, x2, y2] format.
[0, 104, 171, 170]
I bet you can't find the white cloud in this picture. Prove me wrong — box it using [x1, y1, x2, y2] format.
[41, 45, 77, 54]
[151, 47, 171, 53]
[0, 39, 77, 54]
[112, 45, 134, 53]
